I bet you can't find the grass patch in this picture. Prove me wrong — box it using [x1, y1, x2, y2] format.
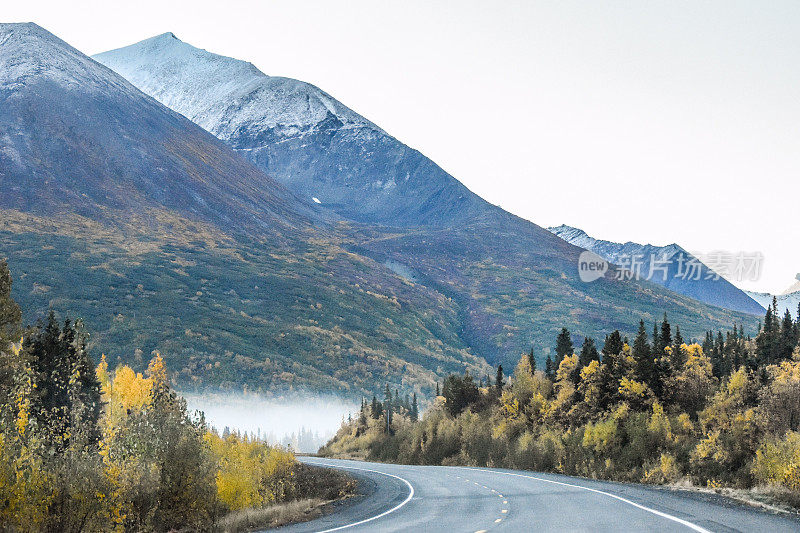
[216, 463, 358, 532]
[216, 498, 325, 532]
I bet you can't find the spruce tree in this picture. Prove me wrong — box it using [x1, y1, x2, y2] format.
[371, 395, 381, 419]
[711, 331, 725, 378]
[652, 323, 661, 357]
[411, 393, 419, 422]
[672, 326, 685, 368]
[555, 328, 574, 368]
[384, 384, 393, 429]
[780, 309, 796, 361]
[528, 347, 537, 373]
[602, 331, 624, 363]
[0, 259, 21, 348]
[495, 365, 504, 396]
[579, 337, 599, 368]
[632, 320, 653, 386]
[660, 313, 672, 354]
[25, 312, 102, 451]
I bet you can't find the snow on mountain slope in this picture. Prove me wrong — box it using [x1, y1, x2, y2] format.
[1, 22, 134, 94]
[0, 23, 318, 232]
[548, 225, 765, 316]
[95, 32, 374, 142]
[745, 291, 800, 316]
[745, 275, 800, 315]
[94, 34, 488, 226]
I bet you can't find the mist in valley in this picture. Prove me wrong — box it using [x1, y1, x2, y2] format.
[182, 393, 358, 453]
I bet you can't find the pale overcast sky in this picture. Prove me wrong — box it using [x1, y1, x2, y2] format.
[7, 1, 799, 293]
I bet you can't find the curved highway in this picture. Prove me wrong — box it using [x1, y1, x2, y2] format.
[271, 457, 800, 532]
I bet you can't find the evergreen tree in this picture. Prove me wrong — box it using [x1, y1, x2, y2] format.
[410, 393, 419, 422]
[671, 326, 685, 368]
[527, 347, 537, 373]
[384, 384, 393, 430]
[495, 365, 504, 396]
[579, 337, 599, 368]
[442, 374, 479, 416]
[0, 259, 21, 348]
[555, 328, 574, 368]
[545, 355, 554, 379]
[602, 331, 624, 365]
[371, 395, 382, 419]
[756, 299, 780, 365]
[779, 309, 796, 361]
[25, 312, 102, 451]
[652, 323, 661, 357]
[660, 313, 672, 354]
[711, 331, 725, 378]
[702, 331, 715, 357]
[632, 320, 653, 387]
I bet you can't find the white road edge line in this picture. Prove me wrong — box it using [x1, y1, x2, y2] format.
[306, 462, 415, 533]
[455, 467, 711, 533]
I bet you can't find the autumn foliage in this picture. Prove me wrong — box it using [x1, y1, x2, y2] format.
[324, 308, 800, 505]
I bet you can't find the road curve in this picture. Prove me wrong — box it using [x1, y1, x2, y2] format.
[270, 457, 800, 532]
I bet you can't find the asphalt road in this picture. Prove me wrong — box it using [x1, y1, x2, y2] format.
[271, 457, 800, 532]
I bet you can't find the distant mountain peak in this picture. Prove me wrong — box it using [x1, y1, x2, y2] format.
[549, 225, 765, 316]
[782, 277, 800, 296]
[548, 225, 685, 259]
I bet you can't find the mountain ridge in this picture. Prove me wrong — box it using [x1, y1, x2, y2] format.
[548, 224, 765, 316]
[94, 34, 490, 227]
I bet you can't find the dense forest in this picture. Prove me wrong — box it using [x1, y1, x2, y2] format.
[322, 302, 800, 506]
[0, 260, 353, 532]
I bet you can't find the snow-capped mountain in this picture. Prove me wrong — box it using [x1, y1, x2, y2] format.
[95, 33, 487, 226]
[96, 33, 374, 142]
[0, 23, 316, 232]
[548, 225, 765, 316]
[745, 276, 800, 316]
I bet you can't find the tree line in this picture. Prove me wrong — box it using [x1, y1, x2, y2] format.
[322, 302, 800, 504]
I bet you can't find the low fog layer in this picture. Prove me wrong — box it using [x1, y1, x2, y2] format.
[182, 393, 357, 453]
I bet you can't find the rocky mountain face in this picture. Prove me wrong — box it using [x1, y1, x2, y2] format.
[95, 33, 489, 227]
[548, 225, 765, 316]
